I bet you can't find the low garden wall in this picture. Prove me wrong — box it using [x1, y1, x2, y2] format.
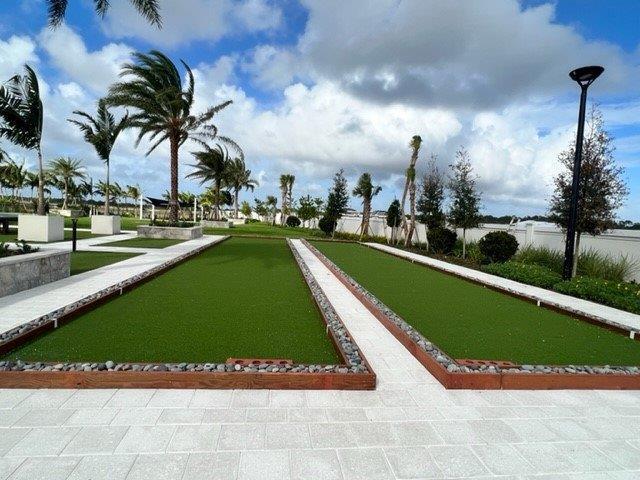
[137, 225, 203, 240]
[0, 250, 70, 298]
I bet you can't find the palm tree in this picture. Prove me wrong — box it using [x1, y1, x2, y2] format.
[399, 135, 422, 246]
[126, 184, 141, 216]
[353, 173, 382, 240]
[46, 0, 161, 27]
[48, 157, 86, 209]
[187, 144, 231, 221]
[266, 195, 278, 226]
[227, 158, 257, 218]
[0, 65, 46, 214]
[107, 50, 241, 224]
[68, 99, 128, 215]
[279, 174, 295, 225]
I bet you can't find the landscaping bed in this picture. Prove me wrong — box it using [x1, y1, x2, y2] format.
[0, 237, 374, 389]
[308, 240, 640, 389]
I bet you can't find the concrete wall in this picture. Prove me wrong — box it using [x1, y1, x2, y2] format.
[0, 250, 70, 298]
[332, 216, 640, 282]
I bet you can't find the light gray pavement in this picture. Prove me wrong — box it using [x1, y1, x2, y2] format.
[0, 235, 226, 335]
[365, 242, 640, 333]
[0, 239, 637, 479]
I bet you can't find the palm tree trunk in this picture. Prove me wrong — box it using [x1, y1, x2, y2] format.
[360, 197, 370, 240]
[214, 180, 221, 221]
[63, 179, 68, 210]
[105, 160, 110, 215]
[234, 189, 239, 218]
[168, 133, 180, 224]
[405, 181, 416, 247]
[36, 146, 45, 215]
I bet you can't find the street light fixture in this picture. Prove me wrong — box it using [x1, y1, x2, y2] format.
[562, 65, 604, 280]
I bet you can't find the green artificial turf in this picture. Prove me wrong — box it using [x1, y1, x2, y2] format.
[312, 241, 640, 366]
[1, 228, 100, 243]
[100, 237, 185, 248]
[203, 222, 326, 238]
[64, 216, 149, 230]
[4, 237, 340, 364]
[70, 251, 141, 276]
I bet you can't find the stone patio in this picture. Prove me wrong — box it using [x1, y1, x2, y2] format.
[0, 238, 637, 478]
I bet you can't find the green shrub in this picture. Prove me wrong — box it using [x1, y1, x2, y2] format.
[482, 261, 562, 289]
[554, 277, 640, 314]
[318, 217, 336, 236]
[513, 246, 564, 273]
[453, 239, 483, 263]
[285, 215, 301, 227]
[427, 227, 457, 254]
[478, 231, 518, 263]
[245, 218, 260, 223]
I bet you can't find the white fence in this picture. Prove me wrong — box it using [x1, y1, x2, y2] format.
[334, 216, 640, 282]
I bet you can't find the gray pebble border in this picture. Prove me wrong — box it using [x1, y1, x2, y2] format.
[302, 239, 640, 377]
[0, 237, 368, 376]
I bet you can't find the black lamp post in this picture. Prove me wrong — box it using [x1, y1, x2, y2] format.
[562, 65, 604, 280]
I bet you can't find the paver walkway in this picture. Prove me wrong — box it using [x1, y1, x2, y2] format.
[365, 242, 640, 333]
[0, 239, 637, 479]
[0, 235, 225, 335]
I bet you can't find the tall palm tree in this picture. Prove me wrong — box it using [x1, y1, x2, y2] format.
[107, 50, 240, 224]
[0, 65, 46, 214]
[48, 157, 86, 209]
[46, 0, 161, 27]
[266, 195, 278, 226]
[279, 174, 295, 225]
[353, 172, 382, 240]
[68, 99, 128, 215]
[187, 144, 230, 221]
[399, 135, 422, 246]
[227, 158, 257, 218]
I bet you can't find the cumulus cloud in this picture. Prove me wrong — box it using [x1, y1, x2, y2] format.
[0, 35, 38, 79]
[102, 0, 282, 47]
[39, 25, 132, 94]
[287, 0, 637, 109]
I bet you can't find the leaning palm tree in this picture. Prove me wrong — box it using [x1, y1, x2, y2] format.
[353, 173, 382, 240]
[0, 65, 46, 214]
[107, 50, 240, 224]
[46, 0, 161, 27]
[227, 158, 258, 219]
[187, 144, 231, 221]
[68, 99, 128, 215]
[399, 135, 422, 246]
[48, 157, 86, 209]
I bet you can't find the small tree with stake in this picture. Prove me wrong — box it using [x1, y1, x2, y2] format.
[323, 169, 349, 237]
[417, 155, 445, 249]
[549, 105, 628, 277]
[447, 147, 481, 259]
[386, 199, 402, 244]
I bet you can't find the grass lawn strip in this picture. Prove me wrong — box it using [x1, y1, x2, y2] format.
[70, 251, 142, 276]
[99, 237, 185, 248]
[3, 237, 340, 365]
[311, 241, 640, 367]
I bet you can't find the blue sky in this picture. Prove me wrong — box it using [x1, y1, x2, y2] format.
[1, 0, 639, 220]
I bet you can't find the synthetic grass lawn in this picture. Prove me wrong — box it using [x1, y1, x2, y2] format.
[1, 228, 99, 243]
[312, 241, 640, 366]
[70, 251, 141, 276]
[203, 222, 325, 238]
[100, 237, 185, 248]
[64, 216, 149, 230]
[4, 237, 340, 364]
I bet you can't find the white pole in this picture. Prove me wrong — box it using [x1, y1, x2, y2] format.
[139, 196, 143, 220]
[193, 197, 197, 221]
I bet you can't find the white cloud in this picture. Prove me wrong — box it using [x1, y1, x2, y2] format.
[39, 25, 132, 94]
[0, 35, 38, 79]
[242, 45, 298, 90]
[102, 0, 282, 47]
